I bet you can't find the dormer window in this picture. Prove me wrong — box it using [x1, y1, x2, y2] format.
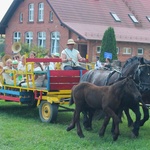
[146, 16, 150, 22]
[110, 12, 121, 22]
[128, 14, 138, 23]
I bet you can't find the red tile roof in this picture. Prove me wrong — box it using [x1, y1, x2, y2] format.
[47, 0, 150, 43]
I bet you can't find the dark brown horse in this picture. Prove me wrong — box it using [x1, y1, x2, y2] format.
[80, 56, 150, 128]
[67, 77, 144, 141]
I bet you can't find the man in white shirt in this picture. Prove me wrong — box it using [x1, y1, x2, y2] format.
[61, 39, 86, 70]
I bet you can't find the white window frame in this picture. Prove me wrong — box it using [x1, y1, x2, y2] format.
[116, 47, 119, 54]
[96, 46, 101, 53]
[51, 32, 60, 54]
[123, 47, 132, 54]
[128, 14, 138, 23]
[19, 13, 23, 23]
[50, 11, 53, 22]
[28, 3, 34, 22]
[13, 32, 21, 42]
[25, 32, 33, 46]
[38, 3, 44, 22]
[38, 32, 46, 48]
[110, 12, 121, 22]
[137, 48, 143, 55]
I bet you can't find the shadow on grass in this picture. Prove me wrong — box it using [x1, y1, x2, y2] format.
[0, 101, 39, 120]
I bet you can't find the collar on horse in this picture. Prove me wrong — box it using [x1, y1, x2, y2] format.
[104, 69, 121, 85]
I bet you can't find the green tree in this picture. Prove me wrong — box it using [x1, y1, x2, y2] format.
[20, 43, 48, 58]
[100, 27, 117, 62]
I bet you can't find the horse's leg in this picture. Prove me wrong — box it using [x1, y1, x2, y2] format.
[82, 110, 91, 130]
[86, 108, 95, 131]
[140, 106, 149, 126]
[124, 108, 134, 127]
[67, 110, 76, 131]
[131, 105, 141, 137]
[101, 107, 120, 141]
[99, 115, 110, 137]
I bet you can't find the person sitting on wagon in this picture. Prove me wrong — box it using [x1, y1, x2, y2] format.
[0, 59, 18, 85]
[21, 62, 45, 87]
[53, 53, 62, 70]
[10, 60, 23, 83]
[61, 39, 86, 70]
[42, 55, 55, 70]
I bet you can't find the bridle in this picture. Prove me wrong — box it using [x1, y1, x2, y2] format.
[134, 64, 150, 91]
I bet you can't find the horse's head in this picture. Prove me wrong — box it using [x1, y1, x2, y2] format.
[121, 77, 145, 104]
[134, 57, 150, 92]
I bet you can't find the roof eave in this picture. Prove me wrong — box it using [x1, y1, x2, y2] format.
[0, 0, 24, 34]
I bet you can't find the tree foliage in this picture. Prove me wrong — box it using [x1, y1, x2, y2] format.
[100, 27, 117, 62]
[20, 43, 48, 58]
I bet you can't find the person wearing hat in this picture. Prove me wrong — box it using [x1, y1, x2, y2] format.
[61, 39, 86, 70]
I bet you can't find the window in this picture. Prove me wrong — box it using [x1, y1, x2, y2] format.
[28, 3, 34, 22]
[38, 3, 44, 22]
[51, 32, 60, 54]
[110, 12, 121, 22]
[137, 48, 143, 55]
[128, 14, 138, 23]
[13, 32, 21, 42]
[50, 11, 53, 22]
[123, 47, 132, 54]
[96, 46, 101, 53]
[19, 13, 23, 23]
[38, 32, 46, 48]
[146, 16, 150, 22]
[116, 47, 119, 54]
[25, 32, 33, 45]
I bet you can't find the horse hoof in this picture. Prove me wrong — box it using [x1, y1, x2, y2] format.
[131, 132, 138, 138]
[66, 126, 72, 131]
[84, 127, 92, 131]
[78, 134, 85, 138]
[99, 132, 104, 137]
[113, 135, 118, 141]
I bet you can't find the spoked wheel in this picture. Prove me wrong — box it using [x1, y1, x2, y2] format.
[39, 101, 58, 123]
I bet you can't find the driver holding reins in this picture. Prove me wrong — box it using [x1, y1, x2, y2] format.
[61, 39, 86, 70]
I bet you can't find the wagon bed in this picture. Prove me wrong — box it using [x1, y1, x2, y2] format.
[0, 58, 87, 122]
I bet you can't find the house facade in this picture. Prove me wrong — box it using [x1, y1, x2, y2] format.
[0, 0, 150, 62]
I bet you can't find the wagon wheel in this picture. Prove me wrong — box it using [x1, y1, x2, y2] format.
[39, 101, 58, 123]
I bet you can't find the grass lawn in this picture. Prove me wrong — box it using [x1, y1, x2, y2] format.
[0, 101, 149, 150]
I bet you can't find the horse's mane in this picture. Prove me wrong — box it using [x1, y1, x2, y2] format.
[122, 56, 141, 70]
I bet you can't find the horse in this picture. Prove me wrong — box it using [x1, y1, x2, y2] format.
[80, 56, 150, 128]
[67, 77, 145, 141]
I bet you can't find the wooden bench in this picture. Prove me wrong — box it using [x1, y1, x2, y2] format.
[46, 70, 87, 91]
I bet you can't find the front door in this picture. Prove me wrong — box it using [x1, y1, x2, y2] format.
[78, 44, 87, 58]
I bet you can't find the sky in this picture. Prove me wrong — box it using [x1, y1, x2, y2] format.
[0, 0, 13, 21]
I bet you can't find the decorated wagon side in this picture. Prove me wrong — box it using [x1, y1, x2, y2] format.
[0, 57, 87, 123]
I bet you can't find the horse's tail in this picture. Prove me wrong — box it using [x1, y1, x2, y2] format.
[69, 91, 74, 106]
[69, 86, 76, 106]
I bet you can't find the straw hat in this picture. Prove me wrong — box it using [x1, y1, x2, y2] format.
[67, 39, 76, 45]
